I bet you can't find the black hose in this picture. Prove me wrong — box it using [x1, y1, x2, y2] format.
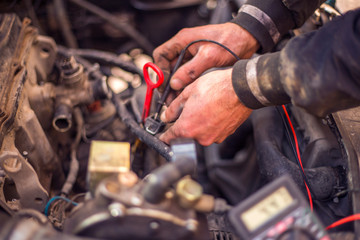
[252, 107, 346, 201]
[59, 47, 143, 78]
[54, 0, 78, 48]
[68, 0, 154, 54]
[111, 93, 173, 161]
[141, 156, 196, 204]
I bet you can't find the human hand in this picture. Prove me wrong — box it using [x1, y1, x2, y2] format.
[159, 68, 252, 146]
[153, 23, 259, 91]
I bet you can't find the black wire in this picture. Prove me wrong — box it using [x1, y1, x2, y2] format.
[183, 39, 241, 61]
[275, 106, 317, 200]
[320, 188, 360, 202]
[57, 46, 143, 78]
[111, 92, 173, 161]
[155, 39, 241, 118]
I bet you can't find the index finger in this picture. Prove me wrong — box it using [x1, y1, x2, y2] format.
[153, 39, 186, 83]
[159, 122, 183, 144]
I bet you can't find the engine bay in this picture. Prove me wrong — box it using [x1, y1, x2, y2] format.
[0, 1, 359, 239]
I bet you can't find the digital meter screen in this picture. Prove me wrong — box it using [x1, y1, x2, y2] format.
[240, 186, 294, 232]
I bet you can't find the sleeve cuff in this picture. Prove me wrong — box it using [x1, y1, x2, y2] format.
[231, 0, 295, 53]
[232, 53, 290, 109]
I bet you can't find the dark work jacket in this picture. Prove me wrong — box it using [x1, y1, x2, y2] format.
[232, 0, 326, 52]
[232, 9, 360, 117]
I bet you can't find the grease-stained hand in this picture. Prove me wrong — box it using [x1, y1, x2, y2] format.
[153, 22, 259, 91]
[159, 68, 252, 146]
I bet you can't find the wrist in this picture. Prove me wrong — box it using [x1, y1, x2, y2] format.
[224, 22, 260, 59]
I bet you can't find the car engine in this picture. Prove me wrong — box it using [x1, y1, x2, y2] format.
[0, 0, 359, 239]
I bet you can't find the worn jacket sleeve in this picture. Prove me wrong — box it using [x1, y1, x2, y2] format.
[231, 0, 325, 52]
[232, 9, 360, 117]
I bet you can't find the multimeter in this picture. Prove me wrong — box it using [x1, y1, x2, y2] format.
[228, 175, 331, 240]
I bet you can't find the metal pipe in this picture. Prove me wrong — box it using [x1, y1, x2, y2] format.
[52, 104, 72, 132]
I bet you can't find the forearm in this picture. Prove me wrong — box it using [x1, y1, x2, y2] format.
[232, 9, 360, 117]
[231, 0, 326, 52]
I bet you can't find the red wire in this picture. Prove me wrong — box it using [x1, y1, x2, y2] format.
[326, 214, 360, 230]
[282, 105, 360, 229]
[281, 105, 313, 212]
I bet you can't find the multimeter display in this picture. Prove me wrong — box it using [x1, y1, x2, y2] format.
[241, 186, 294, 231]
[228, 175, 330, 240]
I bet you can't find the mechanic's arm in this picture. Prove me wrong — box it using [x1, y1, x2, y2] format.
[233, 9, 360, 117]
[153, 0, 325, 90]
[159, 9, 360, 145]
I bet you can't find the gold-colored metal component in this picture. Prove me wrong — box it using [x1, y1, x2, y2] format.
[176, 178, 203, 209]
[88, 141, 130, 193]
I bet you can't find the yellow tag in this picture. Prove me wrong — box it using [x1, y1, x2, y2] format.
[88, 141, 131, 194]
[88, 140, 130, 172]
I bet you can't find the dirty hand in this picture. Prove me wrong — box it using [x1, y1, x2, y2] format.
[153, 23, 259, 91]
[159, 68, 252, 146]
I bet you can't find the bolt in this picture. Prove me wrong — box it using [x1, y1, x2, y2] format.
[147, 174, 157, 184]
[22, 151, 28, 156]
[186, 220, 198, 232]
[149, 221, 160, 230]
[130, 196, 142, 206]
[108, 203, 125, 218]
[61, 56, 79, 75]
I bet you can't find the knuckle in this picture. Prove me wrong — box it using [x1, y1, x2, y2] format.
[177, 28, 190, 36]
[179, 123, 193, 138]
[187, 69, 197, 81]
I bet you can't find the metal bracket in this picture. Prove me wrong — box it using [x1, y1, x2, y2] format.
[0, 151, 48, 211]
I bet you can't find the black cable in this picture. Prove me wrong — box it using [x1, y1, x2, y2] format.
[320, 188, 360, 202]
[85, 114, 116, 137]
[111, 92, 173, 161]
[68, 0, 154, 54]
[54, 0, 78, 48]
[58, 46, 143, 78]
[61, 108, 82, 196]
[275, 106, 317, 199]
[183, 39, 241, 61]
[155, 39, 240, 118]
[3, 0, 18, 10]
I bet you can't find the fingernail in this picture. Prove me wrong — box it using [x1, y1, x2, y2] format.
[160, 111, 167, 122]
[170, 79, 182, 90]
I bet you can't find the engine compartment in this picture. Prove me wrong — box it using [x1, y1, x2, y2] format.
[0, 1, 359, 239]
